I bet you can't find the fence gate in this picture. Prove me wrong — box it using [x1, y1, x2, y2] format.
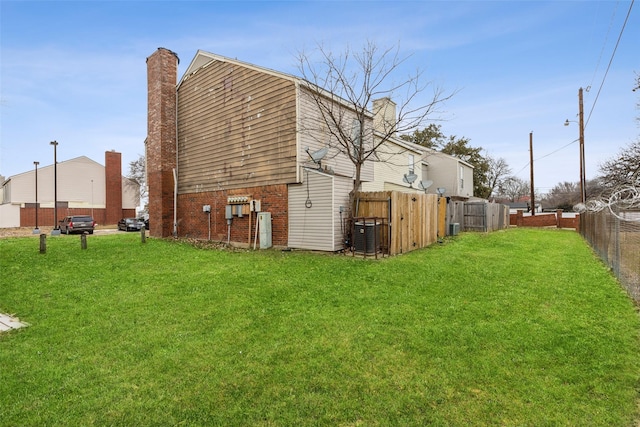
[463, 202, 487, 232]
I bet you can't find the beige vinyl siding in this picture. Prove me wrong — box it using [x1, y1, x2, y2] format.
[0, 203, 20, 227]
[288, 168, 334, 251]
[177, 61, 298, 193]
[360, 138, 423, 193]
[5, 157, 106, 208]
[423, 152, 459, 197]
[460, 164, 474, 197]
[332, 174, 353, 249]
[297, 87, 374, 184]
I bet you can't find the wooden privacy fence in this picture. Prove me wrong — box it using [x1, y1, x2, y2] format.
[448, 201, 509, 233]
[352, 191, 438, 256]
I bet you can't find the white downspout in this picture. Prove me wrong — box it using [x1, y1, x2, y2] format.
[173, 168, 177, 237]
[173, 84, 179, 238]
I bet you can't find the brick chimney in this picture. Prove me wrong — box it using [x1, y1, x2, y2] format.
[105, 150, 122, 225]
[146, 48, 179, 238]
[373, 98, 397, 137]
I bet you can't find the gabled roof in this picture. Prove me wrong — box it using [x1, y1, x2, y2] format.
[177, 50, 373, 118]
[178, 50, 301, 89]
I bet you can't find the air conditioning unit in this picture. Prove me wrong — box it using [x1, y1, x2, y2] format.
[449, 223, 460, 236]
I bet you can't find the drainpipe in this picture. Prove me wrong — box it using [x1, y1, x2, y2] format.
[173, 168, 177, 237]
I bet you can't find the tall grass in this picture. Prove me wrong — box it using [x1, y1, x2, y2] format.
[1, 228, 638, 426]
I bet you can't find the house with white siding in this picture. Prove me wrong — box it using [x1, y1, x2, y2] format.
[362, 98, 474, 199]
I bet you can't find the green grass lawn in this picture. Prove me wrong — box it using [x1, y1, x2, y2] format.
[1, 228, 639, 426]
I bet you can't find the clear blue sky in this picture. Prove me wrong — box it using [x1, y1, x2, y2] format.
[1, 0, 638, 194]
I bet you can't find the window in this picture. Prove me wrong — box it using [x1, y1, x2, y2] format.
[460, 165, 464, 189]
[408, 154, 415, 174]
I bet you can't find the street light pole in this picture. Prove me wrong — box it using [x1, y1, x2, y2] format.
[33, 161, 40, 233]
[50, 140, 60, 235]
[91, 179, 94, 218]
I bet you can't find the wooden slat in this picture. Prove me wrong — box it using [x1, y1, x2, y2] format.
[355, 191, 437, 255]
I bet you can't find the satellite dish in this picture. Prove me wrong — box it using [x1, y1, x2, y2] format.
[419, 180, 433, 191]
[305, 146, 329, 164]
[403, 173, 418, 187]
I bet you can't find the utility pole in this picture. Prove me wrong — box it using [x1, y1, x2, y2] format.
[578, 87, 586, 204]
[529, 132, 535, 216]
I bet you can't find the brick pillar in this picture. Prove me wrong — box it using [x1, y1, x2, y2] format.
[147, 48, 179, 238]
[105, 151, 123, 225]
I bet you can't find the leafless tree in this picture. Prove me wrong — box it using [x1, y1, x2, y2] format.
[485, 156, 512, 199]
[126, 154, 147, 212]
[542, 181, 580, 211]
[296, 41, 455, 203]
[497, 176, 530, 203]
[598, 139, 640, 194]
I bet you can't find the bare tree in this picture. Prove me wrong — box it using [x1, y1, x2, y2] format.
[598, 139, 640, 194]
[498, 176, 530, 203]
[296, 41, 455, 203]
[126, 154, 147, 213]
[542, 181, 580, 211]
[485, 156, 512, 199]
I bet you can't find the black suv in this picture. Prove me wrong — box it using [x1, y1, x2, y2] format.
[59, 215, 95, 234]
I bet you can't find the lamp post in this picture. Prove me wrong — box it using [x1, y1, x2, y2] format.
[91, 179, 94, 219]
[33, 161, 40, 234]
[50, 141, 60, 235]
[564, 87, 586, 204]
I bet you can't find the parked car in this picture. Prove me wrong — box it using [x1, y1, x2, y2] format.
[138, 218, 149, 230]
[118, 218, 144, 232]
[59, 215, 95, 234]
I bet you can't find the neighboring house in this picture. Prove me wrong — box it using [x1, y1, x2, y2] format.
[422, 148, 474, 200]
[146, 48, 373, 251]
[362, 97, 475, 199]
[506, 201, 542, 214]
[0, 151, 139, 228]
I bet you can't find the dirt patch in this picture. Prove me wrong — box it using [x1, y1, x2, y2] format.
[0, 226, 118, 239]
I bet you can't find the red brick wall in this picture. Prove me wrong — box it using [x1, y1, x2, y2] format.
[510, 210, 580, 230]
[176, 184, 289, 246]
[146, 48, 179, 238]
[105, 151, 123, 225]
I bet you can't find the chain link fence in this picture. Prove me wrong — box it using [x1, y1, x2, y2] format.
[578, 187, 640, 303]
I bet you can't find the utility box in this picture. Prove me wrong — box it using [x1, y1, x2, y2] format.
[258, 212, 272, 249]
[449, 223, 460, 236]
[354, 220, 380, 254]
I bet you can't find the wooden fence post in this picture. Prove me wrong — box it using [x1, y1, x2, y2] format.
[81, 233, 88, 250]
[437, 197, 447, 238]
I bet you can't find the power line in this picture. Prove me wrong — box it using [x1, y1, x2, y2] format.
[587, 1, 619, 91]
[585, 0, 634, 129]
[513, 0, 635, 180]
[513, 138, 580, 176]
